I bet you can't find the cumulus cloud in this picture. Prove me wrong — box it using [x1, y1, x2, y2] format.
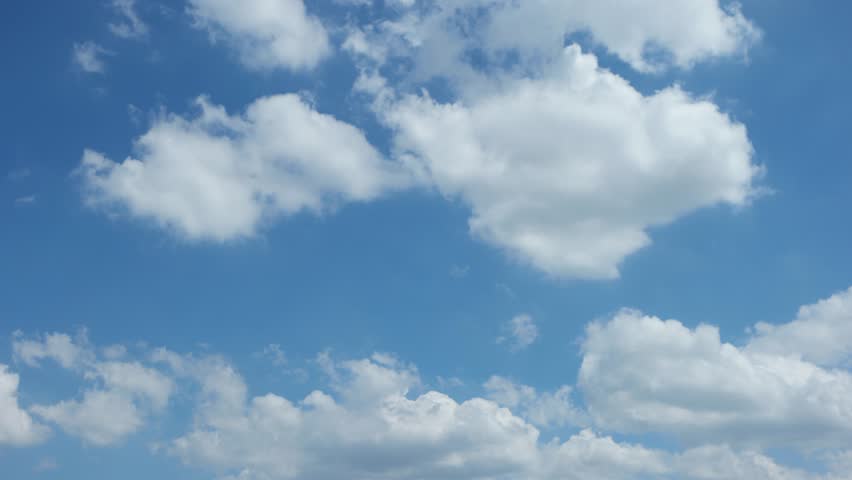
[382, 45, 758, 278]
[747, 286, 852, 366]
[13, 333, 173, 446]
[13, 331, 92, 370]
[0, 365, 49, 447]
[188, 0, 330, 71]
[71, 42, 111, 74]
[78, 94, 406, 241]
[156, 349, 830, 480]
[481, 0, 760, 72]
[578, 305, 852, 449]
[350, 0, 759, 86]
[497, 314, 539, 351]
[12, 300, 852, 479]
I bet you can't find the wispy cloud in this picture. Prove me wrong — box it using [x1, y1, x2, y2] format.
[497, 314, 539, 352]
[72, 42, 112, 74]
[109, 0, 148, 39]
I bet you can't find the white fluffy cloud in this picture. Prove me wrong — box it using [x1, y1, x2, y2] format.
[0, 365, 49, 447]
[748, 286, 852, 366]
[157, 350, 831, 480]
[13, 331, 92, 369]
[78, 94, 406, 241]
[578, 304, 852, 449]
[382, 45, 758, 278]
[188, 0, 330, 70]
[13, 333, 174, 446]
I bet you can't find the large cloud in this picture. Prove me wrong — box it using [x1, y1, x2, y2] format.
[156, 350, 832, 480]
[78, 95, 406, 241]
[351, 0, 759, 81]
[188, 0, 330, 71]
[0, 365, 49, 447]
[579, 301, 852, 449]
[381, 45, 758, 278]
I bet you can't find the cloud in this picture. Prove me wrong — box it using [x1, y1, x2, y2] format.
[12, 304, 852, 479]
[13, 333, 173, 446]
[15, 195, 36, 205]
[578, 304, 852, 449]
[109, 0, 148, 39]
[484, 376, 583, 429]
[380, 45, 759, 278]
[347, 0, 759, 93]
[13, 331, 92, 370]
[71, 42, 111, 74]
[747, 286, 852, 367]
[157, 349, 831, 480]
[31, 390, 145, 446]
[0, 365, 49, 447]
[480, 0, 760, 72]
[77, 94, 406, 241]
[188, 0, 330, 71]
[497, 314, 539, 351]
[255, 344, 288, 367]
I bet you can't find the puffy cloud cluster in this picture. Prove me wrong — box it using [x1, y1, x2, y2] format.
[155, 348, 836, 480]
[79, 95, 406, 241]
[8, 286, 852, 478]
[578, 289, 852, 449]
[381, 45, 758, 278]
[76, 0, 764, 280]
[12, 332, 173, 446]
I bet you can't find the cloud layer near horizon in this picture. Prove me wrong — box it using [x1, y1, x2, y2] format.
[6, 287, 852, 479]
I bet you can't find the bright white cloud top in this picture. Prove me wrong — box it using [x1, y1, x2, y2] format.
[187, 0, 331, 71]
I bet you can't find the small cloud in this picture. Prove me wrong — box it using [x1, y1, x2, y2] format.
[128, 104, 144, 125]
[109, 0, 149, 39]
[449, 264, 470, 278]
[34, 458, 59, 473]
[15, 195, 37, 205]
[72, 42, 112, 74]
[436, 376, 464, 389]
[497, 314, 539, 352]
[255, 344, 288, 366]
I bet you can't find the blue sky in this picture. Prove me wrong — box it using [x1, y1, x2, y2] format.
[3, 1, 852, 479]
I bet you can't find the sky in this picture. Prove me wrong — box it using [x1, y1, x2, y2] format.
[2, 0, 852, 479]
